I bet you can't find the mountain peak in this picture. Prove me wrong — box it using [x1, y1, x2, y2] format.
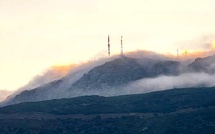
[2, 55, 182, 106]
[72, 56, 147, 90]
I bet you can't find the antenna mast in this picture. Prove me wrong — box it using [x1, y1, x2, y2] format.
[177, 49, 179, 59]
[121, 36, 123, 56]
[185, 49, 188, 59]
[108, 35, 110, 56]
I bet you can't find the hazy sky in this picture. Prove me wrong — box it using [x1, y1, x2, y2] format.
[0, 0, 215, 91]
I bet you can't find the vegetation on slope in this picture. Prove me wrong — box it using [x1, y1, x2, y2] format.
[1, 87, 215, 115]
[1, 87, 215, 134]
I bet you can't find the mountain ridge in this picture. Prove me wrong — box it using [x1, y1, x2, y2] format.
[72, 56, 148, 90]
[3, 54, 215, 106]
[1, 56, 183, 106]
[189, 54, 215, 73]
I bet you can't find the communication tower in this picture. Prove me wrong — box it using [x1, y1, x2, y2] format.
[108, 35, 110, 56]
[121, 36, 123, 56]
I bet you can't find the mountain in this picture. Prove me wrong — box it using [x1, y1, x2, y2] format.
[7, 80, 64, 104]
[0, 87, 215, 133]
[189, 54, 215, 73]
[72, 56, 147, 90]
[1, 56, 182, 106]
[150, 60, 181, 76]
[72, 57, 181, 91]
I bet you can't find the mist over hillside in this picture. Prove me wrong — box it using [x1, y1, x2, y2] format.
[2, 50, 215, 106]
[0, 90, 13, 102]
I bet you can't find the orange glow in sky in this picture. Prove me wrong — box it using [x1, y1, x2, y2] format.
[178, 49, 214, 60]
[212, 41, 215, 49]
[51, 64, 77, 77]
[0, 0, 215, 91]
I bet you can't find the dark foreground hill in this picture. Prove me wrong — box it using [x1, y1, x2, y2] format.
[1, 87, 215, 134]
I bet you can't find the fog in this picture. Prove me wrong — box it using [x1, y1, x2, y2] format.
[62, 72, 215, 98]
[123, 72, 215, 95]
[0, 90, 13, 102]
[0, 56, 115, 104]
[2, 49, 215, 106]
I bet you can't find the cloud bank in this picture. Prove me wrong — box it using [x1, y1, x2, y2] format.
[123, 73, 215, 95]
[2, 48, 215, 106]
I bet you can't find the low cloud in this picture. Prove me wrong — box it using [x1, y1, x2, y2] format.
[65, 73, 215, 97]
[0, 90, 13, 102]
[123, 73, 215, 95]
[2, 49, 215, 106]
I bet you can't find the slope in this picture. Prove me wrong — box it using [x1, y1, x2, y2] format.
[71, 56, 147, 90]
[189, 54, 215, 73]
[1, 87, 215, 134]
[1, 56, 181, 106]
[1, 87, 215, 115]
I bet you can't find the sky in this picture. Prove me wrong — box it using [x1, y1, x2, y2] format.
[0, 0, 215, 91]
